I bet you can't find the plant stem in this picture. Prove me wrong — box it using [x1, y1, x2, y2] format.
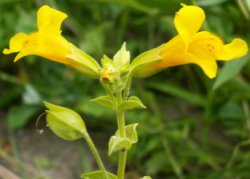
[117, 150, 127, 179]
[117, 110, 127, 179]
[116, 73, 134, 178]
[123, 73, 133, 100]
[84, 132, 108, 179]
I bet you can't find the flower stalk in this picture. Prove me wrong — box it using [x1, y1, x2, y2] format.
[83, 133, 109, 179]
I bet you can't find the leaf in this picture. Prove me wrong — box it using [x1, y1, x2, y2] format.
[118, 96, 146, 111]
[108, 136, 132, 156]
[115, 123, 139, 143]
[44, 102, 86, 141]
[90, 96, 114, 109]
[147, 82, 206, 107]
[81, 170, 117, 179]
[197, 0, 229, 6]
[7, 105, 40, 129]
[213, 55, 249, 91]
[219, 102, 245, 120]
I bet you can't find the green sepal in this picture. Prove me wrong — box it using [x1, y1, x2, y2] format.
[118, 96, 146, 111]
[44, 101, 86, 141]
[115, 123, 139, 144]
[130, 44, 164, 78]
[108, 123, 139, 156]
[101, 55, 114, 67]
[113, 42, 130, 75]
[90, 96, 114, 109]
[81, 170, 117, 179]
[67, 44, 101, 78]
[108, 136, 132, 156]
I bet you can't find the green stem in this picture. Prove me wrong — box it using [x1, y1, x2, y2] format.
[84, 132, 108, 179]
[123, 73, 133, 100]
[117, 150, 127, 179]
[117, 110, 127, 179]
[116, 73, 134, 179]
[100, 80, 116, 101]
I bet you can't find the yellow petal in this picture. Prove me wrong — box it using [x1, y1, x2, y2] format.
[174, 4, 205, 43]
[12, 33, 39, 61]
[188, 32, 221, 78]
[160, 35, 187, 62]
[189, 31, 224, 58]
[14, 47, 38, 62]
[37, 5, 67, 33]
[189, 53, 217, 78]
[158, 35, 217, 77]
[216, 38, 248, 60]
[3, 33, 28, 54]
[159, 53, 196, 68]
[34, 32, 70, 63]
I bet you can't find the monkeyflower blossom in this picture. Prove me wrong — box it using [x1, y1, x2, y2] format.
[3, 5, 100, 78]
[131, 4, 248, 78]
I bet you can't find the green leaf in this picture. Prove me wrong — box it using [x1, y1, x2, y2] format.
[147, 82, 206, 107]
[213, 56, 249, 91]
[44, 101, 86, 141]
[115, 123, 139, 143]
[7, 105, 40, 129]
[81, 170, 117, 179]
[197, 0, 229, 6]
[118, 96, 146, 111]
[108, 136, 132, 156]
[90, 96, 114, 109]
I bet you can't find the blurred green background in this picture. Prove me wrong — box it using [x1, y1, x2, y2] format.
[0, 0, 250, 178]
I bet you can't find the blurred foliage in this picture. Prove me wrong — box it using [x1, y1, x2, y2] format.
[0, 0, 250, 178]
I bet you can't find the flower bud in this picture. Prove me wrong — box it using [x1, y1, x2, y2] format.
[113, 43, 130, 74]
[44, 101, 86, 141]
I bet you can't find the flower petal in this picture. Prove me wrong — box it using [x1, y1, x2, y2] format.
[3, 33, 28, 54]
[189, 31, 224, 57]
[174, 4, 205, 43]
[37, 5, 67, 33]
[14, 47, 38, 62]
[160, 35, 187, 61]
[188, 32, 221, 78]
[189, 53, 217, 78]
[216, 38, 248, 60]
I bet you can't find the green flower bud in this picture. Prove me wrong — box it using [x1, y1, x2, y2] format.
[113, 43, 130, 75]
[100, 55, 120, 84]
[44, 101, 86, 141]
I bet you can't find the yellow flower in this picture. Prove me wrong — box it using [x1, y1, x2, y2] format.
[3, 5, 100, 78]
[131, 4, 248, 78]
